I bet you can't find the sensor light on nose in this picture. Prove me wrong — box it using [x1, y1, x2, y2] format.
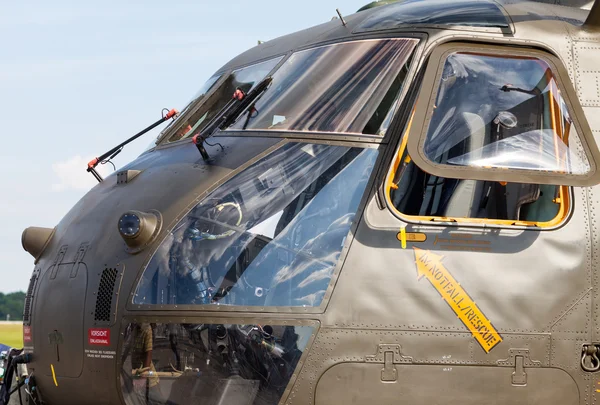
[118, 213, 141, 239]
[117, 210, 162, 253]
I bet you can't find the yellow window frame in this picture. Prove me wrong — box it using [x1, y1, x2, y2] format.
[386, 111, 571, 229]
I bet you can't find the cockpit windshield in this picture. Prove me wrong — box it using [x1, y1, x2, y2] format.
[133, 142, 378, 308]
[162, 57, 283, 144]
[227, 38, 417, 135]
[159, 38, 418, 144]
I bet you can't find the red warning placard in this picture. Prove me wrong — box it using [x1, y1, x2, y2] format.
[88, 328, 110, 346]
[23, 326, 32, 343]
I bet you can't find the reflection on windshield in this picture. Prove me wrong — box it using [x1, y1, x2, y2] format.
[447, 129, 588, 173]
[423, 52, 590, 174]
[134, 143, 378, 307]
[355, 0, 510, 31]
[227, 38, 417, 136]
[120, 322, 313, 405]
[148, 74, 221, 149]
[188, 74, 221, 106]
[163, 57, 282, 143]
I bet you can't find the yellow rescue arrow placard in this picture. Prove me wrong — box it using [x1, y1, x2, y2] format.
[414, 247, 502, 353]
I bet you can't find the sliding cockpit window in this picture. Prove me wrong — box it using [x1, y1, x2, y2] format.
[406, 43, 600, 187]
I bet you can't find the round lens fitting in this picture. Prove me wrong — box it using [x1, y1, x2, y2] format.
[119, 213, 141, 238]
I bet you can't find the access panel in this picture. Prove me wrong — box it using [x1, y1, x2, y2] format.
[315, 363, 578, 405]
[34, 260, 88, 379]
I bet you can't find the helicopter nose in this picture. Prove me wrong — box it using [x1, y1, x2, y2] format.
[21, 226, 55, 262]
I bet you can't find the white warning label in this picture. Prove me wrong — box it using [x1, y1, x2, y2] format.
[85, 349, 116, 360]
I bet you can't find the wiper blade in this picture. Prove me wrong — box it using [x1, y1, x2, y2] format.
[193, 76, 273, 160]
[87, 108, 179, 183]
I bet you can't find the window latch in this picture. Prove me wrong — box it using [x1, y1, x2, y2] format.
[365, 344, 412, 382]
[497, 348, 541, 386]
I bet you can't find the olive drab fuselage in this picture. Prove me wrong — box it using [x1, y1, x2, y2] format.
[19, 1, 600, 404]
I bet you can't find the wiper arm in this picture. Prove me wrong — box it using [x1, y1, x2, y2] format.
[86, 108, 179, 182]
[500, 84, 541, 96]
[192, 76, 273, 160]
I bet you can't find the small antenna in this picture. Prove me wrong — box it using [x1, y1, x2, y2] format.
[336, 8, 347, 26]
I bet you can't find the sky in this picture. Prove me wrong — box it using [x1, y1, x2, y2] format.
[0, 0, 368, 293]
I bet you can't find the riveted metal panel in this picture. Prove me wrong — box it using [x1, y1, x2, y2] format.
[324, 192, 591, 335]
[315, 363, 579, 405]
[286, 329, 562, 405]
[574, 41, 600, 107]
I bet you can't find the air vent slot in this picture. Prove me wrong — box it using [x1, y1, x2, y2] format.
[23, 273, 38, 323]
[94, 268, 118, 322]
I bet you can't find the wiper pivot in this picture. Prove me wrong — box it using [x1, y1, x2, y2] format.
[193, 76, 273, 161]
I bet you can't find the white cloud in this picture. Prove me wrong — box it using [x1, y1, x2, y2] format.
[51, 155, 111, 192]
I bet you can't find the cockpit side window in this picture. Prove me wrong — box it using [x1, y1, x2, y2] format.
[406, 44, 600, 187]
[424, 53, 587, 174]
[388, 114, 570, 226]
[385, 45, 597, 227]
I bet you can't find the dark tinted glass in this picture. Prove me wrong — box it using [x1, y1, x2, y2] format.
[162, 57, 282, 144]
[120, 322, 313, 405]
[356, 0, 509, 31]
[227, 39, 417, 135]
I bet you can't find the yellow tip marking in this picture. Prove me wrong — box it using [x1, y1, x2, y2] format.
[51, 364, 58, 387]
[596, 389, 600, 393]
[400, 227, 407, 249]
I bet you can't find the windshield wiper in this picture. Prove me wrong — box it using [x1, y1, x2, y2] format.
[192, 76, 273, 160]
[86, 108, 179, 182]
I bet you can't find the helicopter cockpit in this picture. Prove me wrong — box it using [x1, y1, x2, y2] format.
[122, 39, 420, 405]
[131, 38, 423, 311]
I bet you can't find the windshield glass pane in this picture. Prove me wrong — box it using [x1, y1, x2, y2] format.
[121, 322, 313, 405]
[424, 52, 590, 174]
[148, 74, 221, 150]
[162, 57, 282, 143]
[227, 38, 417, 136]
[188, 74, 221, 105]
[134, 143, 378, 308]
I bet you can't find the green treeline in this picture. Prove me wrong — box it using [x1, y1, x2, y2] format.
[0, 292, 26, 321]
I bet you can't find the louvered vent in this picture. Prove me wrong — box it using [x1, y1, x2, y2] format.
[94, 268, 118, 322]
[23, 274, 37, 323]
